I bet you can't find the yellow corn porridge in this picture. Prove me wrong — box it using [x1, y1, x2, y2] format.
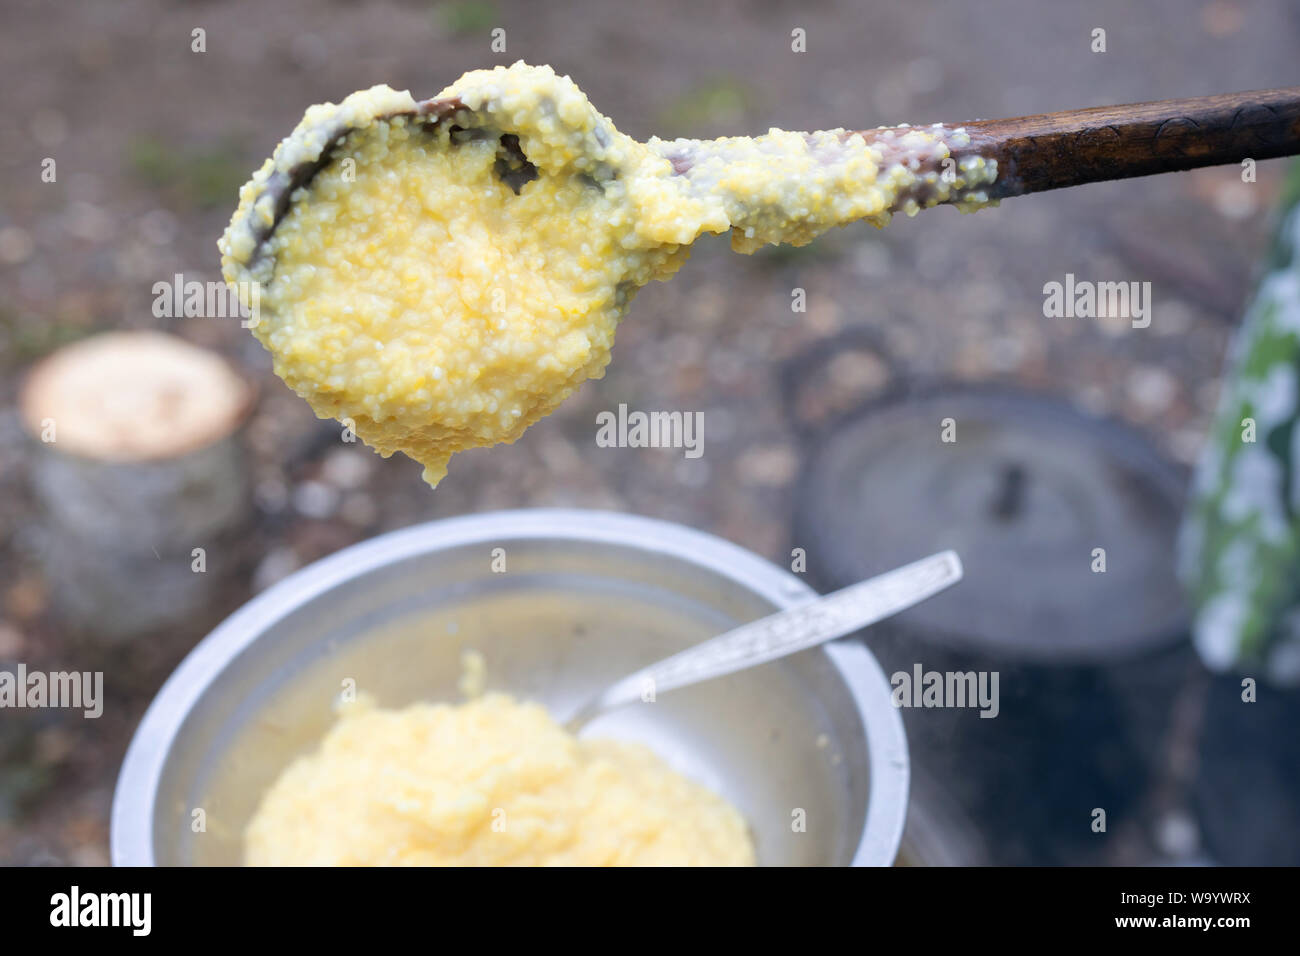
[243, 693, 756, 866]
[220, 62, 996, 485]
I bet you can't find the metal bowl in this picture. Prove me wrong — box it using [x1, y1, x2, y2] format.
[112, 509, 908, 866]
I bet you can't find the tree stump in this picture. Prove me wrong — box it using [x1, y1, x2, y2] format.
[19, 331, 254, 640]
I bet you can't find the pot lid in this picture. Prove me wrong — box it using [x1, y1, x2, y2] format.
[794, 387, 1188, 661]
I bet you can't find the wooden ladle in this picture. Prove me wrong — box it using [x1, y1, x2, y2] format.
[242, 87, 1300, 266]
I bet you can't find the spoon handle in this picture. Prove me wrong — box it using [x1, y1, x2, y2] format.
[569, 550, 962, 728]
[948, 87, 1300, 200]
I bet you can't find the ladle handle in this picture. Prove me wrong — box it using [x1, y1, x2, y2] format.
[946, 87, 1300, 199]
[568, 550, 963, 729]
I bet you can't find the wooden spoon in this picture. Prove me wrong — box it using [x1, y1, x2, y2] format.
[244, 87, 1300, 265]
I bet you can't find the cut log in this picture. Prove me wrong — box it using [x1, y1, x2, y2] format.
[19, 331, 254, 639]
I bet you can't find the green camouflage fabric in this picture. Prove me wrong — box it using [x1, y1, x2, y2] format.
[1180, 162, 1300, 684]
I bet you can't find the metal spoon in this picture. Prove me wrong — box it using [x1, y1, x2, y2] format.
[562, 549, 963, 733]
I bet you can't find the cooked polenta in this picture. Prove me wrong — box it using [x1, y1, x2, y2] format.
[220, 62, 995, 484]
[244, 693, 756, 867]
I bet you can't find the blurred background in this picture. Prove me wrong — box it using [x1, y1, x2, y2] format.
[2, 0, 1299, 866]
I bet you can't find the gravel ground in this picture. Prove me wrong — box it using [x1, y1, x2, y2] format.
[0, 0, 1295, 864]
